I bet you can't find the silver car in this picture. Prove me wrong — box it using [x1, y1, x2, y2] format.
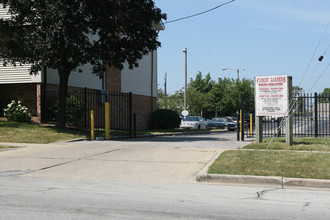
[180, 116, 208, 129]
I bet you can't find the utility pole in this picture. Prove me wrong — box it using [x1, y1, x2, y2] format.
[183, 48, 187, 110]
[222, 68, 245, 81]
[164, 72, 167, 96]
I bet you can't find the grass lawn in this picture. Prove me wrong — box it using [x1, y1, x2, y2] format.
[0, 121, 88, 144]
[243, 137, 330, 151]
[209, 138, 330, 179]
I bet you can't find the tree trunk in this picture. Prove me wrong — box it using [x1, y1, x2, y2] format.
[56, 70, 70, 128]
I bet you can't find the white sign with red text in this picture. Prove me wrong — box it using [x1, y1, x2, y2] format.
[255, 75, 288, 117]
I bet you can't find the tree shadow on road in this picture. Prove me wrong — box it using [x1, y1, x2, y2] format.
[122, 136, 231, 142]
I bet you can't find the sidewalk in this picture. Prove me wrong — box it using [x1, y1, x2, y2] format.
[0, 133, 228, 183]
[2, 132, 330, 189]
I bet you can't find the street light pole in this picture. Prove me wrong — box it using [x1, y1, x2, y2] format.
[183, 48, 187, 110]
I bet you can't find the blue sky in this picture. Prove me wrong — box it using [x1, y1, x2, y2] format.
[154, 0, 330, 94]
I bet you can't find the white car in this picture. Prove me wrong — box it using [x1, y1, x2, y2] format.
[180, 116, 208, 129]
[263, 116, 282, 122]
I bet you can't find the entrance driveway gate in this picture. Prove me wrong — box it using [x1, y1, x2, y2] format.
[239, 93, 330, 140]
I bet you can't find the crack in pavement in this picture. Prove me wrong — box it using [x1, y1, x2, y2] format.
[302, 202, 311, 212]
[256, 188, 280, 199]
[39, 149, 121, 171]
[0, 156, 79, 160]
[0, 170, 35, 176]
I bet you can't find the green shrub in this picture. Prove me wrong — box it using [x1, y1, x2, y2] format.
[152, 109, 181, 129]
[65, 95, 84, 124]
[3, 100, 31, 123]
[50, 95, 84, 125]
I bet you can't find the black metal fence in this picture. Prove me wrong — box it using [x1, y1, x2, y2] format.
[41, 88, 133, 137]
[292, 92, 330, 137]
[240, 93, 330, 139]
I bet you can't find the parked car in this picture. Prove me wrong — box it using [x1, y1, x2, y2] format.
[220, 117, 237, 130]
[229, 116, 237, 124]
[223, 116, 238, 127]
[180, 116, 208, 129]
[207, 117, 236, 131]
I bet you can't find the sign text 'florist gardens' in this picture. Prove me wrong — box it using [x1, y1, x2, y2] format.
[255, 75, 291, 117]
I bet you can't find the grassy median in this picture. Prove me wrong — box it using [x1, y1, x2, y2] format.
[243, 137, 330, 151]
[0, 121, 88, 144]
[209, 138, 330, 179]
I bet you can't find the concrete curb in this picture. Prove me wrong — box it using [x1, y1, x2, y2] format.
[197, 173, 283, 186]
[196, 152, 330, 189]
[283, 177, 330, 189]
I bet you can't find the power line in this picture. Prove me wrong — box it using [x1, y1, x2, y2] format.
[303, 42, 330, 89]
[187, 51, 218, 75]
[165, 0, 236, 24]
[265, 20, 330, 150]
[308, 63, 330, 93]
[296, 19, 330, 89]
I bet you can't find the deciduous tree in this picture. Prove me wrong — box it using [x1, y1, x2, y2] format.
[157, 88, 184, 114]
[187, 72, 214, 118]
[319, 88, 330, 103]
[0, 0, 165, 127]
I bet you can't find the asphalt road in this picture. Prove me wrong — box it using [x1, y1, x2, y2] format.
[1, 132, 330, 219]
[1, 176, 330, 220]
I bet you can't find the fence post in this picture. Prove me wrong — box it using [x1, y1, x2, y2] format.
[315, 92, 318, 137]
[277, 117, 282, 137]
[129, 92, 133, 138]
[241, 94, 245, 141]
[41, 84, 46, 122]
[236, 110, 240, 141]
[240, 110, 243, 141]
[84, 87, 87, 128]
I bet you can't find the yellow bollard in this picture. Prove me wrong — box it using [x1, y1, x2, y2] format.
[250, 114, 253, 137]
[105, 102, 110, 140]
[91, 110, 94, 141]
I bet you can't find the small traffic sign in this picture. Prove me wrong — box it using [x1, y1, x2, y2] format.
[182, 110, 189, 117]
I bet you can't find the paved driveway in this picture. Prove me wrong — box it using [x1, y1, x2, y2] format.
[0, 132, 252, 183]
